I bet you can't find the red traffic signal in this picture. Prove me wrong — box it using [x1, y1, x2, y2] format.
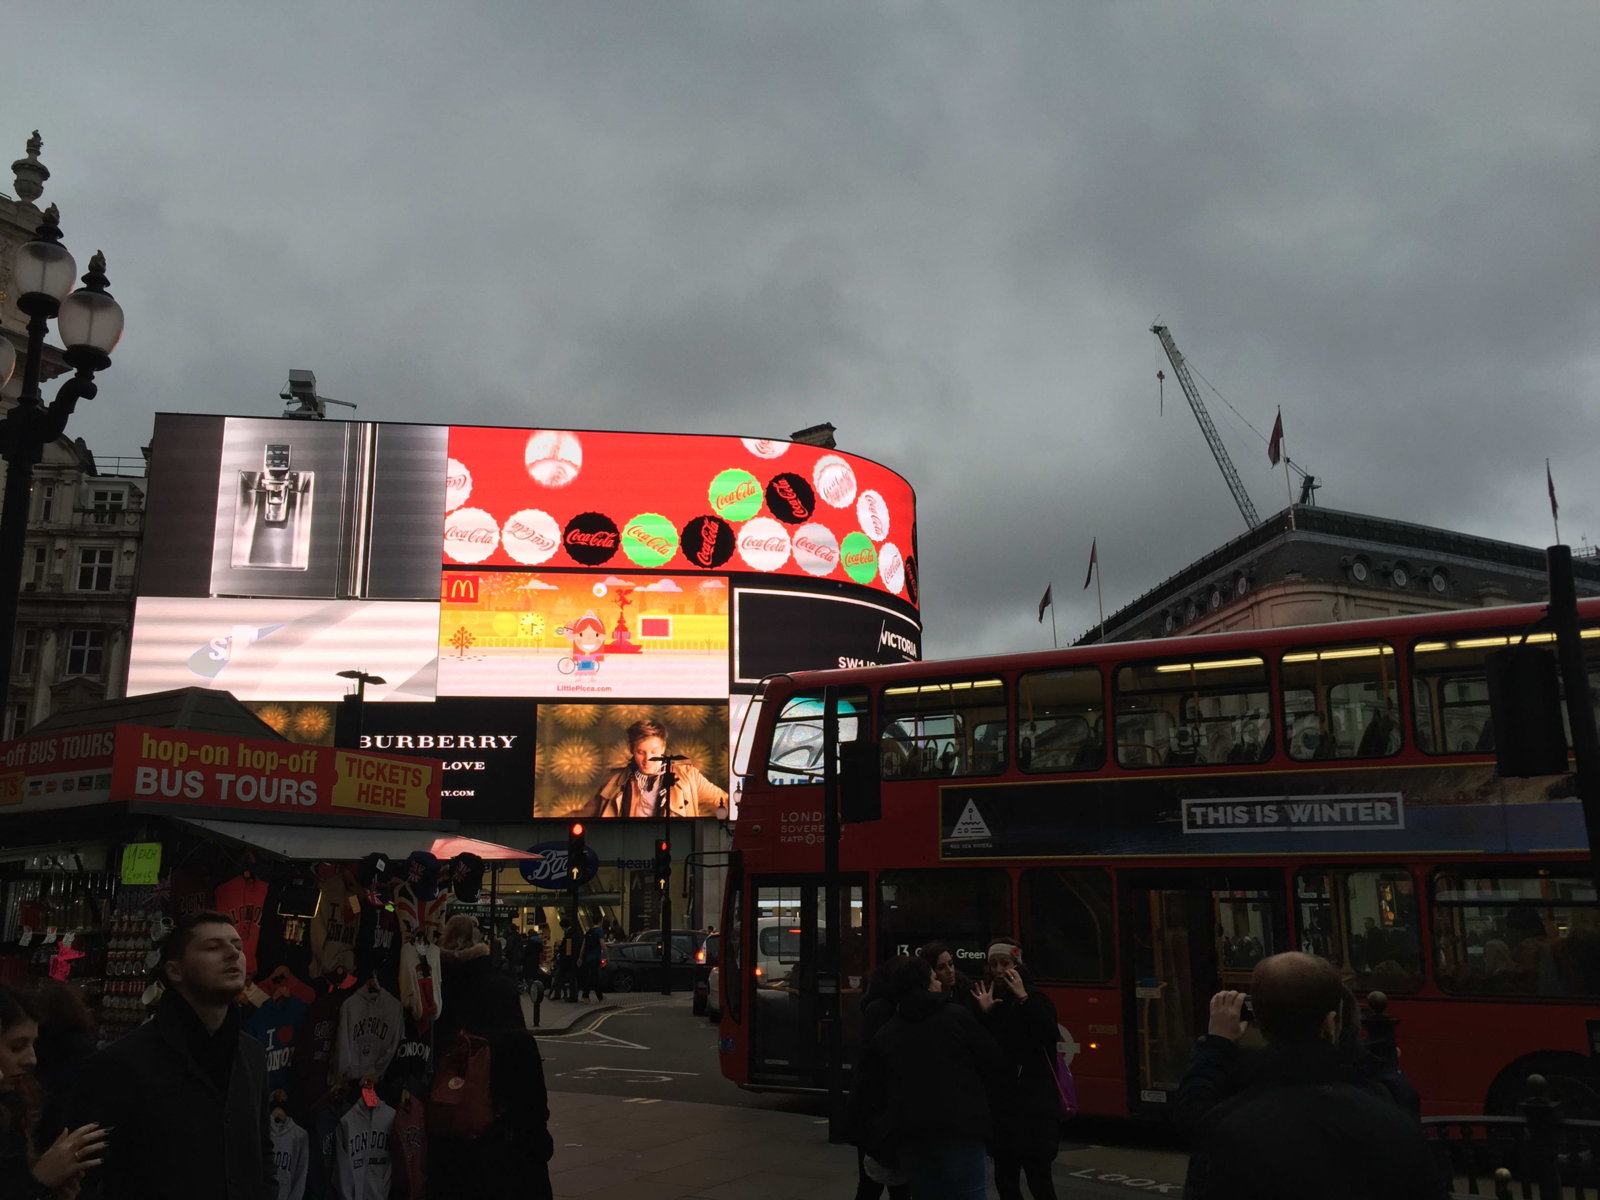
[567, 823, 588, 886]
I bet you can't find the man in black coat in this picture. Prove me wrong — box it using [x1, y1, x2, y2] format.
[1179, 952, 1436, 1200]
[69, 911, 275, 1200]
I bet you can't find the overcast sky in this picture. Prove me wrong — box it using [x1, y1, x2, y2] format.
[8, 2, 1597, 659]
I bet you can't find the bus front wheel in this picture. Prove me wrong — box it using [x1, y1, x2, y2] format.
[1484, 1051, 1600, 1120]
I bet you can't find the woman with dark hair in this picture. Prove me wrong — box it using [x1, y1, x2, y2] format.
[973, 947, 1063, 1200]
[429, 973, 553, 1200]
[1, 983, 105, 1199]
[918, 940, 975, 1007]
[583, 720, 728, 818]
[29, 982, 97, 1144]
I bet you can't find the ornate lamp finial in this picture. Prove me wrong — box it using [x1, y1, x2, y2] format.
[12, 131, 49, 205]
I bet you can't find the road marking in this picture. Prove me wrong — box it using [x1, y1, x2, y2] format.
[1065, 1169, 1182, 1194]
[572, 1068, 704, 1081]
[623, 1097, 661, 1104]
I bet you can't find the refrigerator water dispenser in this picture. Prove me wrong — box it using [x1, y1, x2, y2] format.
[231, 443, 313, 570]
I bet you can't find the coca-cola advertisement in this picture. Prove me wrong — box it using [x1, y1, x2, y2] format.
[444, 426, 916, 599]
[437, 571, 730, 700]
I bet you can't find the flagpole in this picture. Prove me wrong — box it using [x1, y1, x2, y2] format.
[1280, 409, 1295, 530]
[1096, 560, 1105, 643]
[1549, 458, 1562, 544]
[1049, 606, 1058, 650]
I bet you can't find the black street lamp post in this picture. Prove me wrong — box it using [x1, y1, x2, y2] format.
[335, 670, 386, 749]
[0, 204, 123, 716]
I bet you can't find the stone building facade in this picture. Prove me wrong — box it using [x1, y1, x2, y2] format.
[1078, 505, 1600, 645]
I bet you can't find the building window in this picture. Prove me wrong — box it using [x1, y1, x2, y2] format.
[64, 630, 105, 678]
[24, 546, 47, 587]
[3, 702, 29, 741]
[88, 489, 125, 523]
[34, 484, 56, 523]
[76, 547, 115, 592]
[15, 629, 38, 677]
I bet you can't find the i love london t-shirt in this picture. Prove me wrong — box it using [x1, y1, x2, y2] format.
[244, 994, 311, 1094]
[215, 875, 270, 975]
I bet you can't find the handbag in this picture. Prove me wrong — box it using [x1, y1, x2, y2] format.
[428, 1032, 494, 1138]
[1051, 1047, 1079, 1119]
[863, 1155, 910, 1188]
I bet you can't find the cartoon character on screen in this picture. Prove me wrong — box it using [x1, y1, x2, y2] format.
[555, 611, 607, 675]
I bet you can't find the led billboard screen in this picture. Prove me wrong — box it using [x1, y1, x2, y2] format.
[437, 571, 729, 700]
[533, 702, 728, 820]
[133, 414, 918, 818]
[127, 598, 440, 701]
[444, 427, 916, 599]
[733, 587, 921, 684]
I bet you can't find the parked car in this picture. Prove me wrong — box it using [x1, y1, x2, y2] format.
[599, 942, 699, 993]
[626, 928, 708, 959]
[693, 933, 720, 1016]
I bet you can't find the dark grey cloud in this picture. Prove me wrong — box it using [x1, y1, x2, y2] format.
[6, 1, 1596, 659]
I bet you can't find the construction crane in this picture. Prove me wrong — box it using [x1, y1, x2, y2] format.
[1151, 323, 1261, 529]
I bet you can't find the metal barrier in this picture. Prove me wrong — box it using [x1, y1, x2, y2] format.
[1424, 1076, 1600, 1199]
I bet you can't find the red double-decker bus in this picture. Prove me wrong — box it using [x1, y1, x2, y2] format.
[715, 600, 1600, 1118]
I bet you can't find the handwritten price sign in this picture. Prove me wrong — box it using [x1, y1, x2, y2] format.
[120, 842, 162, 886]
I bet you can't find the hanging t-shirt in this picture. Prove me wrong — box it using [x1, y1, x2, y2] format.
[305, 1091, 349, 1200]
[388, 1090, 427, 1200]
[354, 900, 399, 982]
[311, 873, 360, 979]
[270, 1111, 310, 1200]
[296, 988, 346, 1102]
[246, 994, 311, 1095]
[165, 866, 216, 922]
[333, 1100, 394, 1200]
[334, 985, 402, 1083]
[215, 875, 271, 975]
[383, 1010, 435, 1096]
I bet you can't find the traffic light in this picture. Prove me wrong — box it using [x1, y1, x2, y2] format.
[654, 839, 671, 887]
[567, 822, 587, 887]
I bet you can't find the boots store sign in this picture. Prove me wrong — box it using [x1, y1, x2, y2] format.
[519, 841, 599, 889]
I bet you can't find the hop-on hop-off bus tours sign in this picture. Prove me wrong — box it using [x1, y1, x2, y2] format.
[0, 726, 441, 820]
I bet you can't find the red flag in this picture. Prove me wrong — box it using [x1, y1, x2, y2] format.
[1268, 411, 1284, 467]
[1548, 460, 1559, 520]
[1037, 584, 1053, 623]
[1083, 539, 1098, 590]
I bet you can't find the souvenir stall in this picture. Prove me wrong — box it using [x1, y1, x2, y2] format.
[0, 722, 537, 1200]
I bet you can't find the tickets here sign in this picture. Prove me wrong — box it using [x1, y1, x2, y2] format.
[110, 728, 439, 820]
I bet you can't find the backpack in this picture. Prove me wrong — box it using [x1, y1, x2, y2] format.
[428, 1032, 494, 1139]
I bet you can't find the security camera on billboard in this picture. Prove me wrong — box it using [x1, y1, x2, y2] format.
[534, 703, 729, 820]
[437, 571, 729, 700]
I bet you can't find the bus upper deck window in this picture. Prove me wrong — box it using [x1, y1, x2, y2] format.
[1409, 633, 1547, 756]
[1114, 656, 1271, 768]
[880, 678, 1007, 780]
[1019, 667, 1105, 773]
[765, 690, 868, 786]
[1280, 644, 1400, 761]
